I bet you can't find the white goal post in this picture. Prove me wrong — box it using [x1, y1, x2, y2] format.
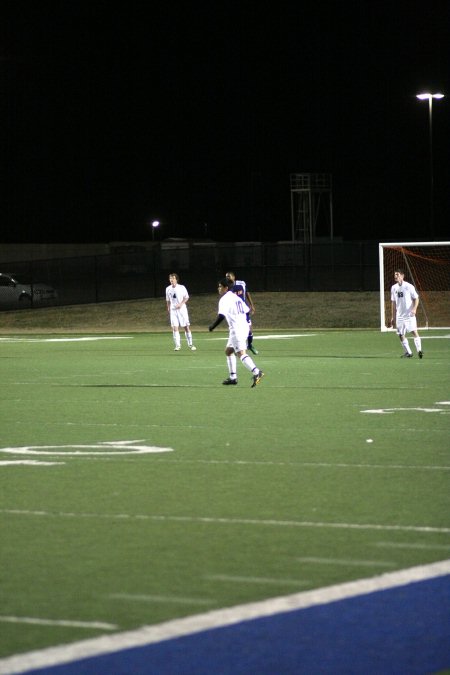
[379, 241, 450, 332]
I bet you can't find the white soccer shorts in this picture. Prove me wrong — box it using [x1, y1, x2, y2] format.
[396, 315, 417, 336]
[170, 307, 190, 328]
[227, 327, 249, 353]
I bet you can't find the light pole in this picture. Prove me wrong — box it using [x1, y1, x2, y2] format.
[416, 92, 444, 239]
[149, 220, 161, 297]
[151, 220, 160, 242]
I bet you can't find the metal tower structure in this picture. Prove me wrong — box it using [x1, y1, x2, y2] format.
[290, 173, 334, 243]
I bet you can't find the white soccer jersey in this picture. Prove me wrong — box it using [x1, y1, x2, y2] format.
[166, 283, 189, 308]
[218, 290, 250, 332]
[166, 283, 190, 327]
[391, 281, 418, 319]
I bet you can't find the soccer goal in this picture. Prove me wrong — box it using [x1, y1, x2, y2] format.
[379, 242, 450, 331]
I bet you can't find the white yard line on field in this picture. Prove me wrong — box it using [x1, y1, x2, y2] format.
[152, 458, 450, 471]
[373, 541, 450, 551]
[208, 334, 318, 341]
[4, 443, 449, 471]
[296, 557, 396, 568]
[108, 594, 214, 606]
[1, 509, 450, 534]
[0, 460, 62, 466]
[0, 559, 449, 675]
[0, 616, 117, 630]
[0, 337, 133, 343]
[205, 575, 311, 587]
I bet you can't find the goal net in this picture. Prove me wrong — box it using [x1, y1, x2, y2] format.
[379, 242, 450, 331]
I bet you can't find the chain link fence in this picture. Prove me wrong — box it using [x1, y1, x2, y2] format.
[0, 241, 378, 310]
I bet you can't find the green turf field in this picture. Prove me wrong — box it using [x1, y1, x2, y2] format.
[0, 329, 449, 659]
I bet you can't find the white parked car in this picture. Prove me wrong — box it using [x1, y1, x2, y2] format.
[0, 272, 58, 307]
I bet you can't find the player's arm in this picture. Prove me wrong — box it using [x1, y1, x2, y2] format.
[411, 296, 419, 316]
[389, 300, 396, 327]
[209, 314, 225, 331]
[246, 290, 255, 313]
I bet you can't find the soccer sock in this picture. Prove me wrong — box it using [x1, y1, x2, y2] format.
[185, 330, 193, 346]
[401, 338, 412, 354]
[414, 336, 422, 352]
[227, 354, 237, 379]
[247, 330, 253, 347]
[173, 330, 181, 348]
[240, 354, 257, 372]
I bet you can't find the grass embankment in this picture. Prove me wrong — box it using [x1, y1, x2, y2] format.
[0, 292, 380, 333]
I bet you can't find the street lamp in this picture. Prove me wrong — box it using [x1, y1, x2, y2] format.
[416, 92, 444, 238]
[151, 220, 160, 242]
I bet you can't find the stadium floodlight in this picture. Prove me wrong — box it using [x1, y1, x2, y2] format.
[379, 241, 450, 331]
[416, 93, 445, 238]
[416, 93, 444, 100]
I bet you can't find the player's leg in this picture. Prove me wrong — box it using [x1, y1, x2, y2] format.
[247, 315, 258, 354]
[397, 321, 412, 357]
[237, 350, 264, 387]
[184, 323, 196, 350]
[223, 344, 237, 384]
[179, 308, 195, 350]
[171, 311, 182, 350]
[235, 330, 264, 387]
[412, 329, 423, 358]
[172, 326, 181, 350]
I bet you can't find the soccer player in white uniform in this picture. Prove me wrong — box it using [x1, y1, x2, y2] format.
[225, 270, 258, 354]
[209, 278, 264, 387]
[165, 273, 196, 351]
[390, 268, 423, 358]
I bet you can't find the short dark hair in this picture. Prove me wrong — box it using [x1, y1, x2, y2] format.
[169, 272, 179, 281]
[219, 277, 233, 289]
[394, 268, 405, 276]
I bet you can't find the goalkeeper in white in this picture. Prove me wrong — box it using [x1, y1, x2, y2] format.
[390, 268, 423, 358]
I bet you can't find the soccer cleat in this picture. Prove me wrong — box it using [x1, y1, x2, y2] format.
[174, 346, 181, 351]
[222, 377, 237, 385]
[251, 370, 264, 387]
[400, 353, 413, 358]
[418, 350, 423, 359]
[189, 345, 197, 351]
[248, 345, 259, 355]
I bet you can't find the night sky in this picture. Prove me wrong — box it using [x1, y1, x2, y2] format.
[2, 2, 449, 244]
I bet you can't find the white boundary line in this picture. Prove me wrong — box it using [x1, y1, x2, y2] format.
[0, 559, 449, 674]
